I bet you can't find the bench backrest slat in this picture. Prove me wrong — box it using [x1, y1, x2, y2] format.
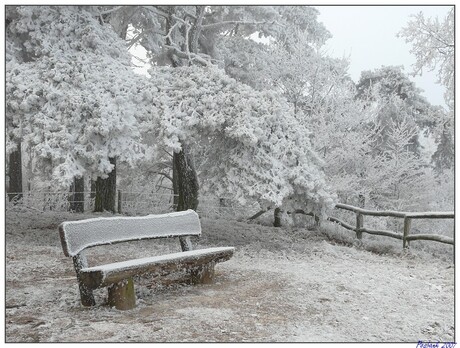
[59, 210, 201, 257]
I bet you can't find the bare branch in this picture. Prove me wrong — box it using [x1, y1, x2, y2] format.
[183, 9, 197, 21]
[191, 6, 205, 53]
[151, 171, 173, 182]
[164, 45, 210, 66]
[155, 185, 174, 191]
[142, 5, 169, 19]
[162, 148, 173, 158]
[127, 28, 164, 50]
[98, 6, 124, 16]
[201, 20, 274, 31]
[164, 20, 182, 46]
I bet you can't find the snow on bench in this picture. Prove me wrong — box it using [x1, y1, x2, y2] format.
[59, 210, 202, 257]
[58, 210, 234, 310]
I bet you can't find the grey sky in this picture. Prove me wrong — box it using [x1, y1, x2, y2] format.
[316, 5, 452, 108]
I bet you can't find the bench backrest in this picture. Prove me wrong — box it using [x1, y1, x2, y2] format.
[59, 210, 201, 257]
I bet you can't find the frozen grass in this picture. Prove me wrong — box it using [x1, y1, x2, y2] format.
[5, 210, 455, 343]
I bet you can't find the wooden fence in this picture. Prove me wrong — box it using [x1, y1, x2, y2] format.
[328, 203, 454, 249]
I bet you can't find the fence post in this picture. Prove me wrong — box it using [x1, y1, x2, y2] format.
[118, 190, 122, 214]
[403, 217, 411, 249]
[356, 213, 363, 240]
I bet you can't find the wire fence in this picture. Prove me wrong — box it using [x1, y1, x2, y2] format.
[5, 190, 260, 220]
[195, 196, 260, 220]
[6, 191, 97, 212]
[117, 191, 176, 215]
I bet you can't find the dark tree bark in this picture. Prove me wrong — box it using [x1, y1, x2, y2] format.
[94, 157, 117, 213]
[274, 207, 282, 227]
[90, 179, 96, 198]
[69, 176, 85, 212]
[172, 156, 179, 209]
[173, 144, 199, 212]
[7, 141, 23, 202]
[358, 194, 366, 208]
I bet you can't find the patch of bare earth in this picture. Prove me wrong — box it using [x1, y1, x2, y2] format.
[5, 211, 454, 342]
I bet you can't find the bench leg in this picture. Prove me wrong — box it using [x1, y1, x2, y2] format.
[108, 278, 136, 310]
[77, 280, 96, 307]
[190, 261, 216, 285]
[73, 254, 95, 307]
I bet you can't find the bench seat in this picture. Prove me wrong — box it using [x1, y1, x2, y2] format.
[79, 246, 235, 289]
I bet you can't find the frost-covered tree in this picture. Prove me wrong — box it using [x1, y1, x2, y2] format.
[103, 5, 333, 215]
[260, 39, 330, 116]
[7, 5, 335, 218]
[357, 65, 452, 178]
[198, 7, 434, 213]
[220, 28, 368, 208]
[204, 8, 332, 223]
[362, 117, 428, 210]
[6, 6, 153, 212]
[6, 7, 27, 201]
[279, 60, 444, 211]
[398, 8, 454, 108]
[356, 66, 433, 115]
[141, 65, 336, 215]
[398, 8, 454, 175]
[431, 112, 454, 174]
[306, 70, 376, 206]
[356, 66, 438, 155]
[215, 7, 331, 94]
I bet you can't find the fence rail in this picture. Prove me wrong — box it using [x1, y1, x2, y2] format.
[329, 203, 454, 248]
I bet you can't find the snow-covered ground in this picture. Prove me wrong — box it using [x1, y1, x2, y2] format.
[5, 209, 454, 343]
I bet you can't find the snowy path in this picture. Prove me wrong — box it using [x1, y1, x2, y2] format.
[5, 211, 454, 342]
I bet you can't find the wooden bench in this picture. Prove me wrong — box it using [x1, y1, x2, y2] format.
[58, 210, 234, 310]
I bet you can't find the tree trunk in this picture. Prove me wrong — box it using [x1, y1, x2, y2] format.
[274, 207, 282, 227]
[164, 10, 201, 212]
[90, 180, 96, 197]
[94, 157, 117, 213]
[358, 194, 366, 208]
[69, 176, 85, 212]
[7, 141, 23, 202]
[174, 144, 199, 212]
[172, 156, 179, 209]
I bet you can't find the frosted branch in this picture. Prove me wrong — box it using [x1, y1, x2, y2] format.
[142, 5, 169, 19]
[164, 45, 210, 66]
[164, 20, 182, 45]
[98, 6, 124, 16]
[201, 20, 280, 30]
[191, 6, 205, 53]
[152, 171, 173, 182]
[127, 28, 164, 50]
